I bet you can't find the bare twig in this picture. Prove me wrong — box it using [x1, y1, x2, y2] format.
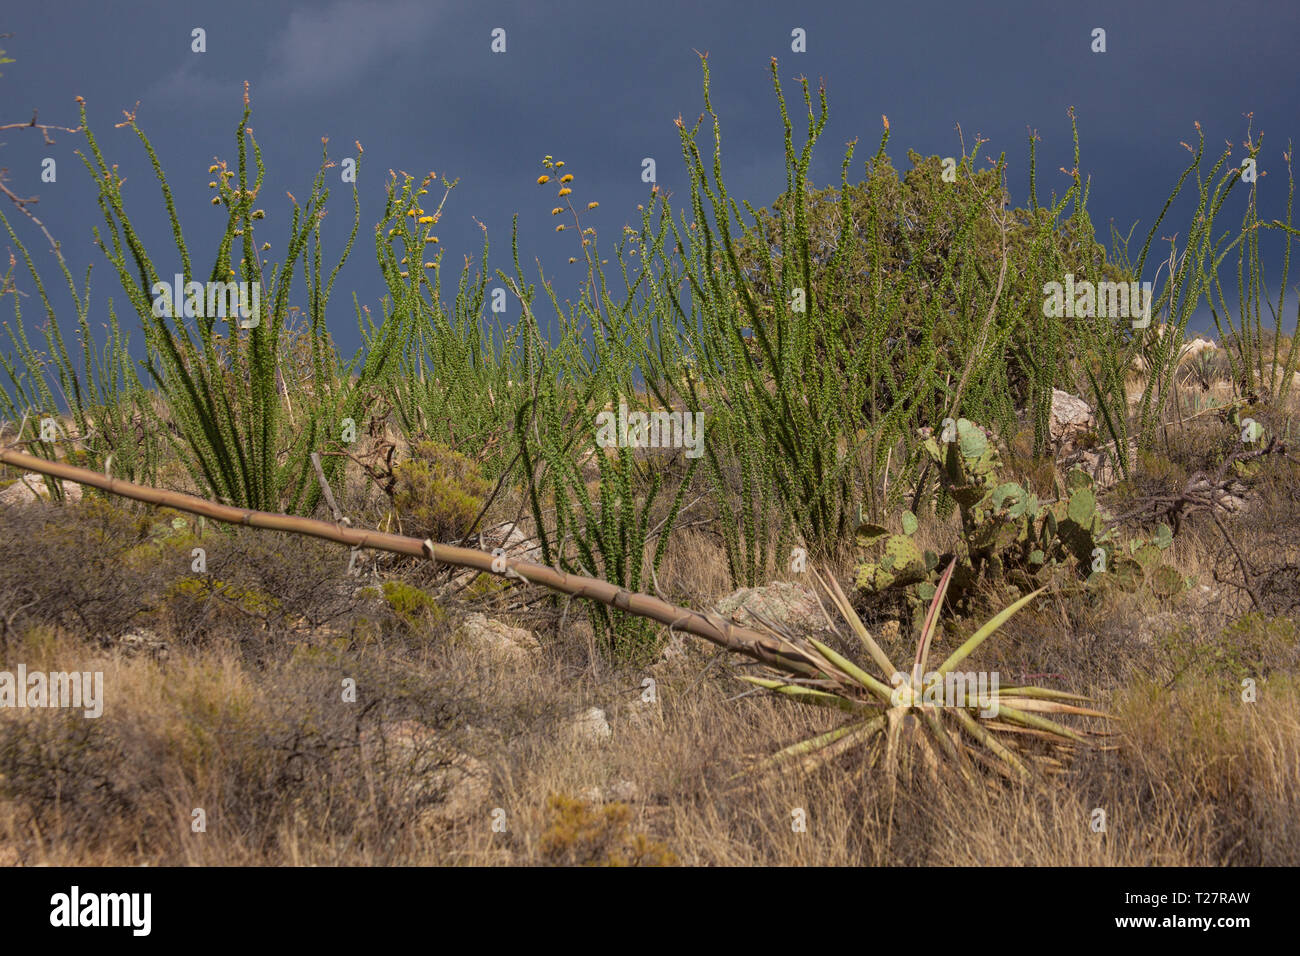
[0, 110, 83, 263]
[1111, 437, 1288, 533]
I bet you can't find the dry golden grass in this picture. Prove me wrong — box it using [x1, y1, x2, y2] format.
[2, 607, 1295, 865]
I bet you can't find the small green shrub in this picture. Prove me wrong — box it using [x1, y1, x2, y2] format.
[391, 440, 490, 544]
[380, 579, 444, 630]
[162, 577, 282, 621]
[1159, 614, 1300, 686]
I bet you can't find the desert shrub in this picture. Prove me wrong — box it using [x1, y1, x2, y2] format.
[1157, 613, 1300, 686]
[380, 580, 445, 631]
[0, 498, 160, 640]
[539, 793, 677, 866]
[391, 440, 490, 544]
[159, 577, 283, 630]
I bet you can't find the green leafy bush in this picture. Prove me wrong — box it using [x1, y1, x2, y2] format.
[380, 579, 444, 630]
[391, 440, 490, 544]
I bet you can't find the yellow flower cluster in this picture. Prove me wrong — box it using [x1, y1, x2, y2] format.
[538, 155, 601, 264]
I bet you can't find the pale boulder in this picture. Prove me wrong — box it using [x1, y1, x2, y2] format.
[453, 613, 541, 663]
[1047, 389, 1096, 455]
[0, 472, 82, 507]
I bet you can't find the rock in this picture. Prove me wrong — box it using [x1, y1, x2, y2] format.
[1061, 436, 1136, 494]
[575, 779, 639, 805]
[444, 522, 542, 592]
[417, 755, 492, 829]
[1048, 389, 1096, 455]
[626, 697, 662, 731]
[1179, 337, 1218, 364]
[453, 613, 541, 663]
[109, 628, 169, 660]
[359, 719, 440, 780]
[359, 719, 490, 828]
[567, 706, 612, 743]
[473, 521, 542, 563]
[1219, 494, 1249, 514]
[1064, 448, 1119, 492]
[607, 779, 640, 803]
[713, 581, 829, 635]
[1187, 476, 1250, 515]
[0, 473, 82, 508]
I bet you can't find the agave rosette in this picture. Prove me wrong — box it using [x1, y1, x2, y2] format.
[740, 559, 1111, 780]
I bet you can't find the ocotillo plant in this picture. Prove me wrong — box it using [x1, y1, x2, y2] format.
[73, 85, 391, 514]
[379, 172, 532, 479]
[0, 213, 161, 491]
[1208, 136, 1298, 403]
[1085, 119, 1295, 474]
[511, 162, 699, 660]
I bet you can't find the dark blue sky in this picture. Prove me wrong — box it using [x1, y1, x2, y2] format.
[3, 0, 1298, 358]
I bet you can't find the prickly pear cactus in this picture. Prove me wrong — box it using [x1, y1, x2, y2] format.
[854, 513, 934, 591]
[856, 418, 1189, 607]
[1089, 520, 1188, 597]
